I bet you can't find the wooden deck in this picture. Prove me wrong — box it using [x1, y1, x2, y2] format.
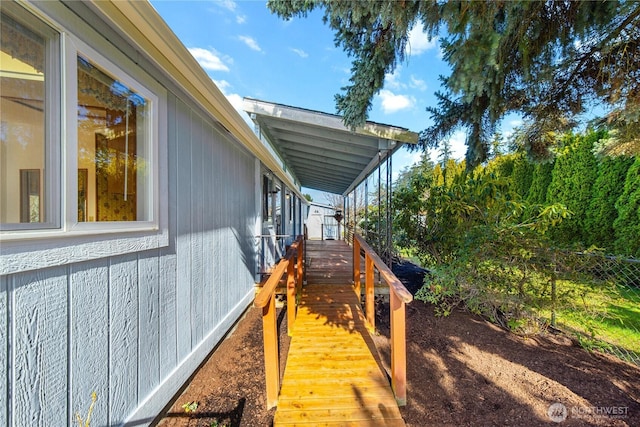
[274, 240, 405, 426]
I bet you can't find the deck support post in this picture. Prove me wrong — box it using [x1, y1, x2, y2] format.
[390, 289, 407, 406]
[262, 295, 279, 409]
[287, 258, 296, 336]
[353, 237, 361, 297]
[365, 253, 375, 330]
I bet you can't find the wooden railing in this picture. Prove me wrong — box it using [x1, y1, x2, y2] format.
[254, 235, 304, 409]
[353, 234, 413, 406]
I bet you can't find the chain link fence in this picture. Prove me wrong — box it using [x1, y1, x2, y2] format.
[550, 252, 640, 365]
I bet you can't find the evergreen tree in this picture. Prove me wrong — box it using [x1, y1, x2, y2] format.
[489, 132, 505, 160]
[585, 155, 634, 250]
[269, 0, 640, 168]
[546, 132, 599, 245]
[613, 157, 640, 257]
[511, 153, 535, 201]
[487, 153, 515, 180]
[526, 161, 554, 206]
[438, 138, 453, 168]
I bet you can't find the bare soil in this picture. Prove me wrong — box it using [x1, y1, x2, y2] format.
[154, 260, 640, 427]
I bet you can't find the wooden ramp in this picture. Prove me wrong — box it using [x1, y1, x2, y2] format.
[305, 240, 354, 284]
[274, 241, 405, 426]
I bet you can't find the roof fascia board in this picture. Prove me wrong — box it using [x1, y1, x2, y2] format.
[245, 97, 419, 144]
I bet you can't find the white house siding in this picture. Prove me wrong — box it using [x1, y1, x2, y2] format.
[0, 4, 261, 426]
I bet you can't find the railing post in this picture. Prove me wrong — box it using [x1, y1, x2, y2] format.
[390, 289, 407, 406]
[365, 252, 375, 330]
[262, 295, 279, 409]
[287, 258, 296, 336]
[353, 237, 361, 298]
[297, 241, 303, 291]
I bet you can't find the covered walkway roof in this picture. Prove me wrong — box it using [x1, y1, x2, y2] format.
[243, 98, 419, 196]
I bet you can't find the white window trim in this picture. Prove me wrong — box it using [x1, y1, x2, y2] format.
[65, 35, 161, 232]
[0, 3, 168, 275]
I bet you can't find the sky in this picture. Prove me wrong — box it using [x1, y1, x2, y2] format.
[150, 0, 520, 202]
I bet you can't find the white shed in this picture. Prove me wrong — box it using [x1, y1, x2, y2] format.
[305, 202, 339, 240]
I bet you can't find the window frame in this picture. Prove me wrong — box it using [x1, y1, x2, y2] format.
[65, 35, 160, 232]
[0, 1, 168, 274]
[0, 2, 61, 231]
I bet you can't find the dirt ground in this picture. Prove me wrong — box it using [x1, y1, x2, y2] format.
[154, 260, 640, 426]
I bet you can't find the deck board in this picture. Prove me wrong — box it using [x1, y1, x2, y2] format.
[274, 240, 404, 426]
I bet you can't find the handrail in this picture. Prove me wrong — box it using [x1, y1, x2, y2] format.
[354, 235, 413, 303]
[255, 235, 304, 409]
[353, 233, 412, 406]
[254, 244, 297, 308]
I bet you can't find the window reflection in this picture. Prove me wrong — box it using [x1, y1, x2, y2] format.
[0, 12, 47, 224]
[77, 56, 149, 222]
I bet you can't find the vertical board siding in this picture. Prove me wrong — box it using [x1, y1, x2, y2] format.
[175, 97, 193, 360]
[191, 113, 204, 345]
[159, 93, 179, 378]
[159, 248, 178, 378]
[71, 260, 109, 425]
[212, 128, 224, 327]
[138, 251, 160, 400]
[202, 124, 216, 332]
[3, 93, 259, 426]
[108, 253, 139, 425]
[221, 142, 231, 313]
[12, 268, 68, 426]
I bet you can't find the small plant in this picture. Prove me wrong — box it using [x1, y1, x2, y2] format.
[76, 392, 97, 427]
[182, 401, 198, 413]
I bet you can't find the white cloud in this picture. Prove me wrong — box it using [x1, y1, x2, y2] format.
[405, 26, 438, 56]
[217, 0, 237, 12]
[290, 48, 309, 58]
[188, 47, 230, 72]
[384, 67, 426, 92]
[449, 130, 468, 159]
[409, 75, 427, 91]
[211, 0, 246, 24]
[239, 35, 262, 52]
[384, 69, 404, 90]
[225, 92, 244, 113]
[377, 89, 415, 114]
[213, 80, 254, 128]
[213, 79, 231, 91]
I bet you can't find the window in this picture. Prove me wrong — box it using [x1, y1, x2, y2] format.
[0, 2, 160, 236]
[0, 5, 59, 229]
[76, 54, 152, 222]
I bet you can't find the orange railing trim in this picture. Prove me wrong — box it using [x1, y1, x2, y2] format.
[353, 234, 413, 304]
[353, 232, 410, 406]
[254, 238, 301, 308]
[255, 235, 304, 410]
